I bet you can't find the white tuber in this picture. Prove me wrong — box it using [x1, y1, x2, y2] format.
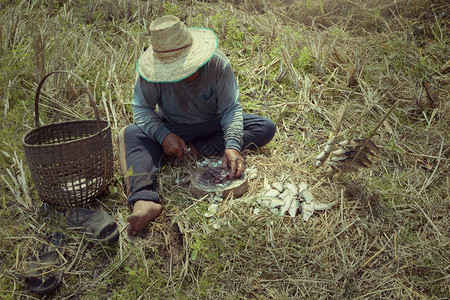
[298, 182, 308, 194]
[301, 201, 315, 222]
[314, 202, 332, 211]
[263, 188, 280, 198]
[279, 191, 294, 216]
[271, 182, 285, 193]
[285, 183, 298, 195]
[301, 189, 314, 203]
[288, 199, 301, 218]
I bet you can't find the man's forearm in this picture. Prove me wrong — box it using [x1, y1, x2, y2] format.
[221, 108, 243, 151]
[132, 104, 171, 143]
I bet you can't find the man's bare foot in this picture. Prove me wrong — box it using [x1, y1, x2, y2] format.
[127, 200, 163, 236]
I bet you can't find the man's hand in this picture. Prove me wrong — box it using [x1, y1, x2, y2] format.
[161, 133, 188, 157]
[172, 142, 199, 167]
[222, 149, 245, 178]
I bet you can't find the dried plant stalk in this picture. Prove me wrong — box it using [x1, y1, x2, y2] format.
[422, 80, 436, 109]
[85, 0, 94, 24]
[32, 27, 46, 82]
[336, 102, 398, 178]
[126, 0, 132, 22]
[315, 104, 348, 168]
[158, 0, 164, 17]
[8, 10, 20, 48]
[0, 24, 3, 55]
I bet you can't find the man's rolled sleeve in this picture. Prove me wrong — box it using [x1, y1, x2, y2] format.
[226, 138, 241, 152]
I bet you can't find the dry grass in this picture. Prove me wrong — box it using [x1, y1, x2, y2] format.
[0, 0, 449, 299]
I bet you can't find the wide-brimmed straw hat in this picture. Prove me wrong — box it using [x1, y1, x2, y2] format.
[137, 15, 218, 83]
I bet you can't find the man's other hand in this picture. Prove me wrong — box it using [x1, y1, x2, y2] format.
[222, 149, 245, 178]
[161, 133, 188, 157]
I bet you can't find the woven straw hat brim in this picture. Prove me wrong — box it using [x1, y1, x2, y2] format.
[137, 28, 218, 83]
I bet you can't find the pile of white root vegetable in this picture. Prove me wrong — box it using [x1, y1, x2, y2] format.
[254, 181, 332, 221]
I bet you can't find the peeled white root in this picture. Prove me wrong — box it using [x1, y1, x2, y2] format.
[255, 181, 332, 221]
[301, 202, 315, 222]
[260, 196, 285, 208]
[285, 183, 298, 195]
[271, 182, 285, 193]
[300, 189, 314, 204]
[314, 202, 331, 211]
[263, 189, 280, 198]
[288, 199, 301, 218]
[279, 191, 294, 216]
[61, 178, 100, 192]
[298, 182, 308, 194]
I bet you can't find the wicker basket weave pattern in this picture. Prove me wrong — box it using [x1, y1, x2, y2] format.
[22, 71, 113, 207]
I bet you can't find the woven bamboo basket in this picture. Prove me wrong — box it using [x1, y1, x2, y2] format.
[22, 71, 114, 207]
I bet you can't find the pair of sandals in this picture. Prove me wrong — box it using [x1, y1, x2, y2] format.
[25, 208, 119, 294]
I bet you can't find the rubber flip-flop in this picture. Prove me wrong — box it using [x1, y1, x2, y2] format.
[25, 232, 67, 294]
[66, 208, 119, 243]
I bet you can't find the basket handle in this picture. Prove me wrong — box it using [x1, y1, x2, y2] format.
[34, 70, 102, 133]
[34, 70, 109, 192]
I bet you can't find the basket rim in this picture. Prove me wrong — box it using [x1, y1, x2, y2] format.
[22, 119, 111, 148]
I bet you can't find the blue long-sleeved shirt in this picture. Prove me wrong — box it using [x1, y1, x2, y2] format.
[132, 50, 243, 151]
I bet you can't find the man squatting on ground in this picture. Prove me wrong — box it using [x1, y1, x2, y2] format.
[118, 15, 276, 235]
